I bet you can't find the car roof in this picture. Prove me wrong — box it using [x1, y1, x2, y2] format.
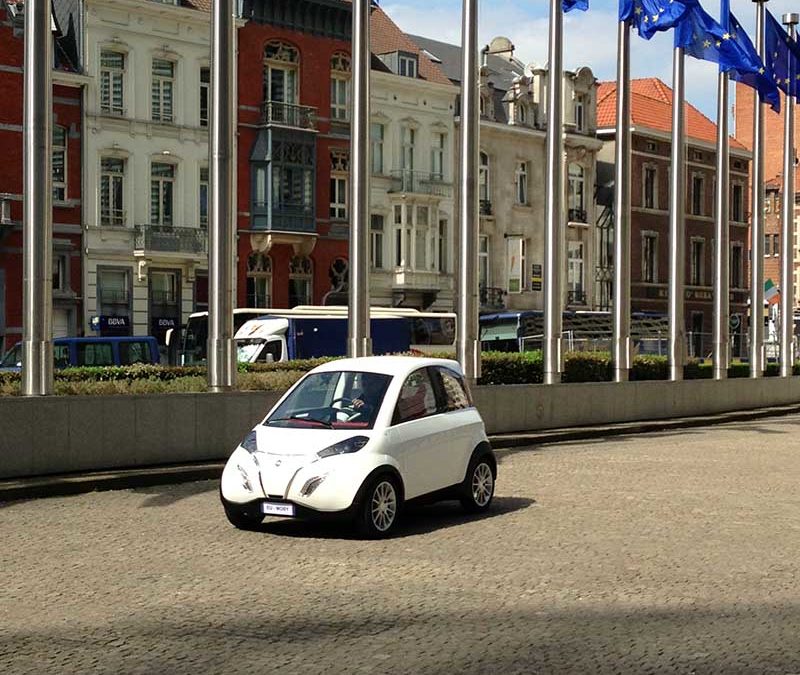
[311, 356, 463, 378]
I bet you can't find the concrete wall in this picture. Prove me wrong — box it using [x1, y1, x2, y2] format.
[2, 378, 800, 480]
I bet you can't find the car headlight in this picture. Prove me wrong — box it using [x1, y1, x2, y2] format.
[240, 430, 259, 454]
[317, 436, 369, 459]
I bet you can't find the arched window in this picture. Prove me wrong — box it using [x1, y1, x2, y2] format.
[479, 152, 490, 203]
[246, 252, 272, 308]
[288, 256, 313, 307]
[264, 41, 299, 109]
[330, 52, 351, 122]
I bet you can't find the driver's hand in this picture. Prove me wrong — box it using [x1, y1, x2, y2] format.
[352, 398, 365, 409]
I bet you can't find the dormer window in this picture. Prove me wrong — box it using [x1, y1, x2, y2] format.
[399, 53, 418, 78]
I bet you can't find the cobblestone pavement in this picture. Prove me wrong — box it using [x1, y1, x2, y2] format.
[3, 416, 800, 674]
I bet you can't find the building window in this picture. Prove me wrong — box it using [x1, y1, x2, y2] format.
[100, 157, 125, 226]
[517, 102, 528, 125]
[507, 237, 526, 294]
[415, 205, 429, 270]
[431, 132, 446, 180]
[289, 256, 313, 307]
[200, 67, 209, 127]
[773, 233, 780, 256]
[567, 241, 584, 302]
[642, 232, 658, 283]
[438, 218, 448, 273]
[732, 183, 744, 222]
[99, 50, 125, 116]
[199, 166, 209, 228]
[97, 267, 131, 336]
[151, 59, 175, 123]
[646, 141, 657, 152]
[399, 54, 418, 78]
[568, 164, 585, 222]
[731, 243, 743, 289]
[690, 238, 705, 286]
[150, 163, 175, 227]
[479, 152, 490, 203]
[401, 126, 415, 172]
[392, 203, 436, 271]
[574, 94, 585, 131]
[691, 174, 704, 216]
[515, 162, 528, 205]
[764, 234, 772, 256]
[264, 41, 299, 106]
[371, 122, 385, 175]
[479, 235, 489, 289]
[330, 176, 347, 220]
[246, 252, 272, 307]
[644, 165, 657, 209]
[330, 52, 351, 121]
[52, 255, 65, 292]
[52, 125, 67, 202]
[371, 214, 384, 269]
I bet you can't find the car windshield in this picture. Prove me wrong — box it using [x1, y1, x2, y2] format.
[0, 344, 21, 368]
[266, 371, 392, 430]
[236, 339, 263, 363]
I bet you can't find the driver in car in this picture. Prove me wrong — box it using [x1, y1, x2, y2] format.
[351, 376, 385, 418]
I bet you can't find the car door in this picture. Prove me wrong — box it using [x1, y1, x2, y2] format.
[385, 367, 454, 499]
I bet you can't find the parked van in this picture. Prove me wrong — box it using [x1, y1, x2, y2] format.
[0, 336, 161, 371]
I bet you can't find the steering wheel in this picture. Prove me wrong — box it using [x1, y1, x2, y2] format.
[330, 397, 357, 409]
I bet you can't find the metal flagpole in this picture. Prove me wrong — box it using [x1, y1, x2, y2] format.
[780, 13, 798, 377]
[208, 0, 237, 392]
[22, 0, 54, 396]
[544, 0, 565, 385]
[613, 19, 632, 383]
[750, 0, 768, 378]
[668, 46, 686, 381]
[713, 4, 731, 380]
[348, 0, 372, 358]
[457, 0, 480, 385]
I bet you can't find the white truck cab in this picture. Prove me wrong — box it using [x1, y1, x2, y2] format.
[235, 318, 288, 363]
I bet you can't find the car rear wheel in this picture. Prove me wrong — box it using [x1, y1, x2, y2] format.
[223, 503, 264, 531]
[460, 456, 495, 513]
[357, 475, 401, 538]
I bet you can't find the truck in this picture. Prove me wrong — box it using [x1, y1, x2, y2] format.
[234, 314, 412, 363]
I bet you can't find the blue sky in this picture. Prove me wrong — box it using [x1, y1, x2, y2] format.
[382, 0, 799, 128]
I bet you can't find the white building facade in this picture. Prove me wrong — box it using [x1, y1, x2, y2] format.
[82, 0, 212, 358]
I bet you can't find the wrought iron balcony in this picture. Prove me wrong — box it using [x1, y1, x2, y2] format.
[134, 225, 208, 255]
[567, 290, 587, 306]
[388, 170, 453, 198]
[480, 285, 506, 310]
[261, 101, 317, 130]
[568, 208, 587, 224]
[480, 199, 493, 216]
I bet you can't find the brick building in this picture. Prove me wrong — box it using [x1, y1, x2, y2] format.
[735, 83, 800, 311]
[598, 79, 751, 358]
[0, 1, 85, 353]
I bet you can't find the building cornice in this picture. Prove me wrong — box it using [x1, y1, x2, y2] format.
[597, 125, 752, 160]
[89, 0, 211, 27]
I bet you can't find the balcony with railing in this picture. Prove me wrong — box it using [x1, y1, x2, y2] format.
[388, 170, 453, 198]
[134, 225, 207, 256]
[261, 101, 317, 131]
[100, 209, 126, 227]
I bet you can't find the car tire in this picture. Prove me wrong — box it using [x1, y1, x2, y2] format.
[460, 455, 495, 513]
[223, 503, 264, 531]
[356, 474, 401, 538]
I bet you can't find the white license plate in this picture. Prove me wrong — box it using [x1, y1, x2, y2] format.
[261, 501, 295, 517]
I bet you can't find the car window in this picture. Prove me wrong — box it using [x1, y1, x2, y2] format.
[119, 341, 150, 365]
[258, 340, 282, 363]
[433, 367, 472, 412]
[76, 342, 114, 367]
[53, 344, 71, 369]
[393, 368, 438, 425]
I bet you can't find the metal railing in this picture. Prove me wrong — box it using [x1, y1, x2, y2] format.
[480, 199, 493, 216]
[261, 101, 317, 130]
[134, 225, 208, 255]
[567, 290, 587, 306]
[388, 170, 453, 197]
[100, 209, 125, 227]
[99, 289, 129, 304]
[568, 208, 587, 223]
[480, 285, 506, 310]
[151, 290, 178, 305]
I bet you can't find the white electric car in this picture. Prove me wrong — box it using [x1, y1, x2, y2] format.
[220, 356, 496, 537]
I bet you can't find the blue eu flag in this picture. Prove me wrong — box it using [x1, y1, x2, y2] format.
[563, 0, 588, 11]
[619, 0, 698, 40]
[728, 12, 781, 113]
[764, 9, 800, 99]
[674, 2, 780, 112]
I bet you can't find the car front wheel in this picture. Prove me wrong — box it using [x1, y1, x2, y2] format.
[357, 475, 401, 538]
[460, 457, 495, 513]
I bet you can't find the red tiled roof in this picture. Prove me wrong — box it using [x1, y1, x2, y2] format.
[597, 77, 745, 150]
[184, 0, 211, 11]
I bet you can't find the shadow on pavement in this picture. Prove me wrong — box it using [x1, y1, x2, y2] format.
[133, 479, 218, 508]
[258, 495, 535, 540]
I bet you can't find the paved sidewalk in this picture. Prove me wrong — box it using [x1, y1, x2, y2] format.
[3, 402, 800, 502]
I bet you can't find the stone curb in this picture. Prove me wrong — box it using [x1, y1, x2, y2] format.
[2, 403, 800, 502]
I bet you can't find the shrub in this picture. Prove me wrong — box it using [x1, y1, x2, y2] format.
[563, 351, 612, 383]
[479, 351, 542, 385]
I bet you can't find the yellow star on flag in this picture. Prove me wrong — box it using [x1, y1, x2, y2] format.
[715, 41, 721, 48]
[635, 6, 642, 15]
[759, 67, 765, 74]
[703, 40, 712, 49]
[652, 14, 659, 22]
[785, 77, 790, 84]
[722, 33, 730, 40]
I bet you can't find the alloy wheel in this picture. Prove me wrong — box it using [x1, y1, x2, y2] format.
[370, 480, 397, 532]
[471, 462, 494, 507]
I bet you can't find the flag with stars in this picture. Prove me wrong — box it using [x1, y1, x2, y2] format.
[674, 2, 780, 112]
[563, 0, 588, 11]
[763, 9, 800, 99]
[728, 12, 781, 113]
[619, 0, 698, 40]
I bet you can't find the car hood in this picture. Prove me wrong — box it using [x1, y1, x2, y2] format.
[251, 425, 376, 458]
